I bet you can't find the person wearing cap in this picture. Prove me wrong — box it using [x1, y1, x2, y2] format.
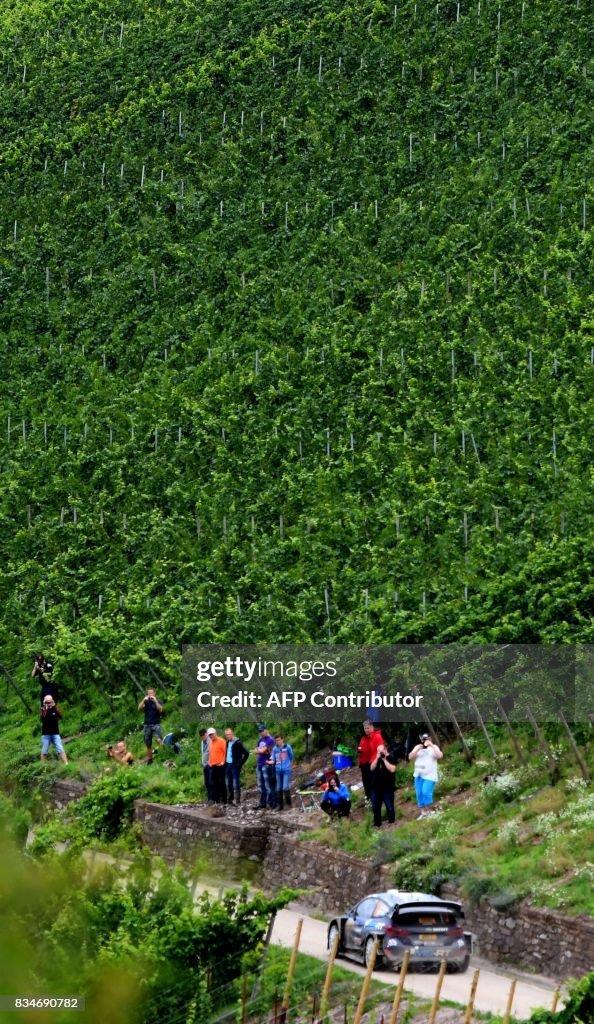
[251, 725, 276, 809]
[199, 728, 214, 802]
[207, 727, 228, 803]
[408, 733, 443, 818]
[270, 733, 294, 811]
[40, 694, 68, 764]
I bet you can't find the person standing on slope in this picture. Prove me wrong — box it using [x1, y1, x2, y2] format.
[369, 742, 397, 828]
[408, 733, 443, 818]
[40, 694, 68, 764]
[357, 719, 384, 805]
[271, 733, 294, 811]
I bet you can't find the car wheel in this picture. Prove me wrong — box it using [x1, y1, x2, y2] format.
[364, 936, 382, 970]
[328, 923, 342, 957]
[447, 954, 470, 974]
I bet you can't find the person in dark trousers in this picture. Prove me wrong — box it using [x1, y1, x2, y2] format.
[40, 694, 68, 764]
[207, 727, 228, 804]
[33, 655, 58, 701]
[163, 729, 186, 755]
[199, 728, 214, 802]
[357, 719, 384, 804]
[321, 777, 351, 818]
[271, 733, 294, 811]
[369, 742, 397, 828]
[138, 688, 163, 762]
[224, 728, 250, 804]
[252, 725, 276, 809]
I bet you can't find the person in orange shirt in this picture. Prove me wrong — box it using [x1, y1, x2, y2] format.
[207, 727, 228, 804]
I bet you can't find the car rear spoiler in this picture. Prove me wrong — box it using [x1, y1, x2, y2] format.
[393, 901, 465, 918]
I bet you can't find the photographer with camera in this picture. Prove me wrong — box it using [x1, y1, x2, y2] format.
[32, 654, 58, 701]
[106, 740, 134, 766]
[320, 776, 351, 819]
[138, 688, 164, 762]
[40, 694, 68, 764]
[408, 732, 443, 818]
[32, 653, 46, 680]
[369, 742, 397, 828]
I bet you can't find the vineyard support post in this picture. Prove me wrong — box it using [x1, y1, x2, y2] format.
[557, 711, 590, 782]
[352, 938, 379, 1024]
[280, 917, 303, 1023]
[496, 700, 525, 765]
[388, 950, 410, 1024]
[468, 693, 497, 759]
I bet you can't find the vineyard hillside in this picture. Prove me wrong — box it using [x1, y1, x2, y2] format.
[0, 0, 593, 691]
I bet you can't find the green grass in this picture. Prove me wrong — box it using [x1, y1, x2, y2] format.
[303, 729, 594, 916]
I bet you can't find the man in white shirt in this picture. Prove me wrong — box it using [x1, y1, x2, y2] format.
[408, 733, 443, 819]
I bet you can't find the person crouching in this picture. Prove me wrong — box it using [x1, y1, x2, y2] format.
[321, 777, 351, 818]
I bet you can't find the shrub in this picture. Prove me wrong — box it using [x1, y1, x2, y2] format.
[497, 818, 520, 848]
[461, 873, 506, 906]
[482, 772, 521, 812]
[529, 970, 594, 1023]
[74, 770, 146, 841]
[391, 833, 460, 895]
[0, 793, 30, 848]
[565, 776, 588, 795]
[488, 890, 521, 913]
[532, 812, 558, 842]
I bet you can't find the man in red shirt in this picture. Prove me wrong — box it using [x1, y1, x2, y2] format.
[357, 719, 384, 804]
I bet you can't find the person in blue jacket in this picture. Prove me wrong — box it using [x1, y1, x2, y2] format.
[321, 776, 351, 818]
[271, 733, 294, 811]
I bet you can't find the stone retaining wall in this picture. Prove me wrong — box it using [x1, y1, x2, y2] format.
[261, 826, 390, 910]
[49, 779, 87, 809]
[460, 896, 594, 980]
[134, 801, 269, 881]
